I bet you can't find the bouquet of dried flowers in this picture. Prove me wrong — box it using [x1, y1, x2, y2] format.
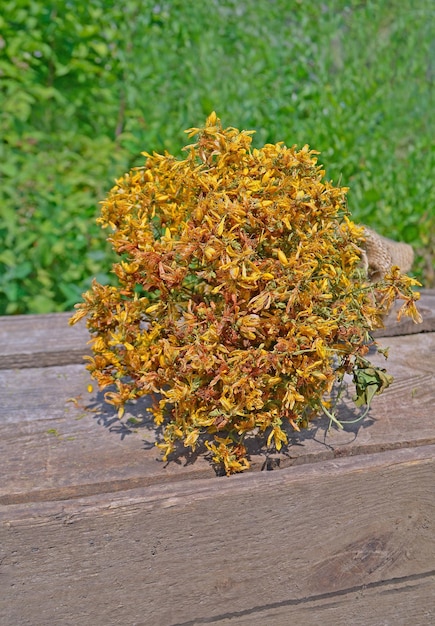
[70, 113, 421, 474]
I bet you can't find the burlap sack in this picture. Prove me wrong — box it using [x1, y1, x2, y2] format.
[360, 227, 414, 281]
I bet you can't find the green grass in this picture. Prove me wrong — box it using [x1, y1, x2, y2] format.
[1, 0, 434, 313]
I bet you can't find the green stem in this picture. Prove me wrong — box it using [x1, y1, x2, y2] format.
[321, 403, 344, 429]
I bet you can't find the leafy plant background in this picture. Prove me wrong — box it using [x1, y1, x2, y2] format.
[1, 0, 433, 314]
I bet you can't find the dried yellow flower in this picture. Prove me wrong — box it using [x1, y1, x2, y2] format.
[70, 113, 421, 475]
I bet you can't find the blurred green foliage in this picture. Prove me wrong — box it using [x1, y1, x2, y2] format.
[1, 0, 434, 313]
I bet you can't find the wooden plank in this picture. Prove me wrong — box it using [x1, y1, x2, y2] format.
[1, 445, 434, 626]
[1, 294, 434, 624]
[1, 331, 434, 504]
[0, 312, 91, 369]
[209, 574, 435, 625]
[0, 290, 433, 370]
[0, 364, 216, 505]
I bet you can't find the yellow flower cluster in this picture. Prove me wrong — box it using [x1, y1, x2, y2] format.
[71, 113, 421, 475]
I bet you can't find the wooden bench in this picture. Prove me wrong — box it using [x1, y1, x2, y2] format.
[1, 291, 435, 625]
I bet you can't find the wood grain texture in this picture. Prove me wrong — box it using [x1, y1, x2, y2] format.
[0, 330, 434, 505]
[1, 295, 434, 625]
[0, 312, 91, 369]
[1, 445, 435, 626]
[0, 363, 215, 505]
[209, 573, 435, 626]
[1, 332, 434, 505]
[0, 291, 433, 370]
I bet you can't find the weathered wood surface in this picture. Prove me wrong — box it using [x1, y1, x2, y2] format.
[2, 447, 435, 626]
[1, 290, 435, 625]
[0, 311, 92, 369]
[1, 290, 433, 370]
[1, 295, 434, 505]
